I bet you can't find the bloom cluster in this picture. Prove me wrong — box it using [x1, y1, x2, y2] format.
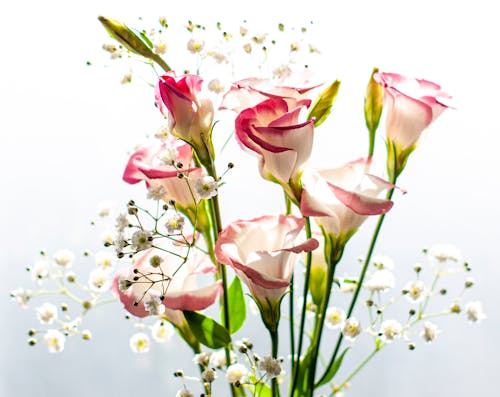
[11, 14, 485, 397]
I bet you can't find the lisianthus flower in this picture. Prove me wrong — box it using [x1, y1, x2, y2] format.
[374, 72, 451, 178]
[215, 214, 318, 329]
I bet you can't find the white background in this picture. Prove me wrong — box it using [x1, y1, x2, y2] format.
[1, 0, 499, 396]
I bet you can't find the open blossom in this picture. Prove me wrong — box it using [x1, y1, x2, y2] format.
[10, 288, 31, 308]
[36, 303, 58, 324]
[129, 332, 150, 353]
[131, 230, 152, 251]
[195, 175, 218, 199]
[301, 158, 394, 245]
[123, 138, 203, 208]
[375, 72, 451, 151]
[215, 215, 318, 320]
[226, 363, 248, 383]
[465, 301, 486, 323]
[165, 213, 185, 234]
[111, 244, 222, 317]
[380, 319, 403, 342]
[151, 320, 174, 343]
[234, 98, 315, 186]
[54, 250, 76, 268]
[31, 260, 50, 282]
[95, 251, 116, 269]
[365, 269, 395, 292]
[404, 280, 427, 303]
[342, 317, 362, 341]
[43, 329, 66, 353]
[421, 321, 440, 342]
[325, 307, 346, 329]
[428, 244, 461, 263]
[88, 268, 112, 292]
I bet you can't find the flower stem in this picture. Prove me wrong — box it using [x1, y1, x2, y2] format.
[290, 217, 313, 396]
[270, 329, 281, 397]
[336, 346, 383, 393]
[316, 181, 397, 387]
[284, 193, 296, 371]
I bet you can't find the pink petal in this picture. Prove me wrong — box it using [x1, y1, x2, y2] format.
[163, 280, 223, 311]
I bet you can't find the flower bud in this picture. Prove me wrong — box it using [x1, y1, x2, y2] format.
[364, 67, 384, 155]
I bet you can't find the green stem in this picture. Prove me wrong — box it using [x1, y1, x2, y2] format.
[284, 194, 295, 371]
[270, 330, 281, 397]
[290, 217, 313, 396]
[316, 180, 397, 387]
[368, 127, 376, 158]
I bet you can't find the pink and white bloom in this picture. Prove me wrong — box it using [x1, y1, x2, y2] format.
[301, 158, 394, 244]
[155, 72, 214, 147]
[214, 215, 318, 327]
[220, 74, 320, 113]
[235, 98, 315, 186]
[374, 72, 451, 151]
[123, 138, 202, 208]
[111, 245, 223, 318]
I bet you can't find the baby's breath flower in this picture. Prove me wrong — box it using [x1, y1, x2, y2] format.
[226, 363, 248, 383]
[147, 185, 167, 200]
[380, 319, 403, 342]
[365, 270, 395, 292]
[202, 368, 217, 383]
[100, 229, 115, 245]
[175, 390, 194, 397]
[195, 176, 218, 199]
[259, 356, 282, 379]
[325, 307, 346, 329]
[371, 254, 395, 270]
[421, 321, 440, 343]
[31, 260, 50, 282]
[207, 78, 226, 94]
[154, 40, 167, 55]
[208, 50, 228, 64]
[151, 320, 174, 343]
[96, 201, 116, 218]
[404, 280, 427, 303]
[120, 74, 132, 85]
[131, 230, 152, 251]
[88, 268, 111, 292]
[53, 249, 75, 267]
[239, 26, 248, 36]
[193, 351, 212, 367]
[187, 38, 205, 53]
[428, 244, 461, 263]
[36, 303, 58, 325]
[115, 213, 129, 232]
[273, 64, 292, 80]
[43, 329, 66, 353]
[210, 349, 235, 368]
[10, 288, 31, 308]
[342, 317, 362, 341]
[465, 301, 486, 323]
[95, 251, 115, 269]
[165, 213, 185, 234]
[243, 43, 252, 53]
[144, 296, 165, 316]
[155, 125, 170, 141]
[129, 332, 150, 353]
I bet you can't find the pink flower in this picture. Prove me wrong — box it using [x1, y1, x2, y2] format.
[220, 76, 320, 113]
[215, 215, 318, 327]
[111, 245, 223, 318]
[123, 138, 202, 208]
[155, 72, 214, 164]
[374, 72, 451, 151]
[301, 158, 395, 245]
[234, 98, 315, 187]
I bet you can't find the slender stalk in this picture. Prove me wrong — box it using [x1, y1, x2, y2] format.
[290, 218, 313, 396]
[270, 330, 281, 397]
[284, 194, 295, 370]
[316, 181, 397, 387]
[336, 347, 382, 393]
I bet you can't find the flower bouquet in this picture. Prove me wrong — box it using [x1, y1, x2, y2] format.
[10, 14, 484, 397]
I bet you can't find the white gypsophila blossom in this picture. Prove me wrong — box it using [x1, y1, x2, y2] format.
[131, 230, 152, 251]
[43, 329, 66, 353]
[144, 296, 165, 316]
[325, 307, 346, 329]
[100, 229, 115, 245]
[165, 213, 185, 234]
[115, 231, 126, 255]
[226, 363, 248, 384]
[154, 39, 167, 55]
[115, 213, 129, 232]
[36, 302, 58, 325]
[380, 319, 403, 342]
[259, 356, 282, 379]
[120, 74, 132, 85]
[96, 200, 116, 218]
[465, 301, 487, 323]
[207, 78, 226, 94]
[151, 320, 174, 343]
[88, 268, 111, 292]
[208, 50, 228, 64]
[195, 176, 218, 199]
[371, 254, 395, 270]
[210, 349, 236, 368]
[31, 260, 50, 282]
[62, 318, 82, 335]
[339, 277, 358, 293]
[428, 244, 462, 263]
[10, 288, 31, 308]
[155, 125, 170, 141]
[175, 390, 194, 397]
[342, 317, 362, 341]
[129, 332, 150, 353]
[159, 146, 178, 165]
[202, 368, 217, 383]
[53, 249, 75, 268]
[273, 64, 292, 80]
[193, 351, 212, 367]
[365, 269, 395, 292]
[404, 280, 427, 303]
[421, 321, 440, 343]
[95, 251, 116, 269]
[147, 185, 168, 200]
[187, 38, 205, 53]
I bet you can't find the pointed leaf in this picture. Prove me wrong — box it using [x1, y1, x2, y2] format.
[316, 347, 350, 387]
[222, 276, 246, 334]
[184, 311, 231, 349]
[307, 80, 341, 127]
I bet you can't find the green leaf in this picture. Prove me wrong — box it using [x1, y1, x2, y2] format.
[222, 276, 246, 334]
[316, 347, 350, 387]
[307, 80, 341, 127]
[249, 375, 272, 397]
[184, 311, 231, 349]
